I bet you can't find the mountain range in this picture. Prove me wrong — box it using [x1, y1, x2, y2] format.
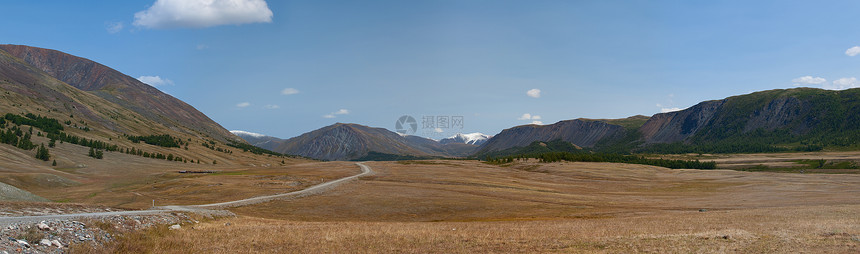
[235, 88, 860, 160]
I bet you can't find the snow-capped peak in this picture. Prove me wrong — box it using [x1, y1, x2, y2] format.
[442, 132, 492, 145]
[230, 130, 267, 138]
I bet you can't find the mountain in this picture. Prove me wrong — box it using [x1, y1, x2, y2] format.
[440, 133, 492, 146]
[475, 88, 860, 156]
[0, 45, 240, 143]
[231, 130, 285, 151]
[0, 45, 281, 169]
[272, 123, 478, 160]
[0, 44, 304, 205]
[475, 119, 626, 156]
[631, 88, 860, 153]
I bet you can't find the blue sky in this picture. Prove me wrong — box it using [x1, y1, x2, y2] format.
[3, 1, 860, 139]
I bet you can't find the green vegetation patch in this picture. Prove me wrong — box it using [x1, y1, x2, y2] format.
[487, 152, 717, 170]
[126, 134, 182, 148]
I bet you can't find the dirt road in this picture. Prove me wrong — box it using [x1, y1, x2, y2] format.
[0, 162, 373, 224]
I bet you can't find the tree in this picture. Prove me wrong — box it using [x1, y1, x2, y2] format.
[52, 160, 57, 166]
[35, 144, 50, 161]
[212, 160, 217, 165]
[88, 147, 95, 158]
[48, 139, 56, 148]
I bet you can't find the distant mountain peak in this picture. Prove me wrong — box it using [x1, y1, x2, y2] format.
[440, 132, 492, 146]
[230, 130, 284, 151]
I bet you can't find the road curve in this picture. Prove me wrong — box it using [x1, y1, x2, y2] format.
[192, 162, 373, 208]
[0, 162, 373, 224]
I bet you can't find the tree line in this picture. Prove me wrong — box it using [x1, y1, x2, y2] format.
[487, 151, 717, 170]
[125, 134, 183, 148]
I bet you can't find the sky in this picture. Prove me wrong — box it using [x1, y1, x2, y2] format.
[2, 0, 860, 140]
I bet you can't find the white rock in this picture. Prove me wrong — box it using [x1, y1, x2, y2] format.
[169, 224, 181, 230]
[37, 221, 52, 231]
[51, 239, 63, 248]
[40, 239, 52, 246]
[16, 239, 30, 248]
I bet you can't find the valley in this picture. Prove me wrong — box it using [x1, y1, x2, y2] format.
[1, 44, 859, 253]
[58, 158, 860, 253]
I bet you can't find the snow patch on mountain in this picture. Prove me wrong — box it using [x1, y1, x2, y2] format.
[230, 130, 267, 138]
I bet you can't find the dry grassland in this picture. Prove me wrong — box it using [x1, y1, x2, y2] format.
[83, 159, 860, 253]
[88, 204, 860, 253]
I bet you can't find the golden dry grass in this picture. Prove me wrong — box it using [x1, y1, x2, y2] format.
[0, 136, 355, 209]
[81, 158, 860, 253]
[232, 160, 860, 221]
[94, 204, 859, 253]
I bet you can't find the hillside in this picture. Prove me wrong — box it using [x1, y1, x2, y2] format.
[630, 88, 860, 153]
[0, 45, 303, 203]
[0, 45, 240, 143]
[470, 88, 860, 156]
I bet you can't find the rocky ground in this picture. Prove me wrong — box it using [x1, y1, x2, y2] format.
[0, 203, 125, 217]
[0, 213, 199, 254]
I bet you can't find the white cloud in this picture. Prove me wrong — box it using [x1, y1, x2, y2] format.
[526, 88, 541, 98]
[196, 44, 209, 50]
[792, 76, 827, 87]
[518, 113, 532, 120]
[846, 46, 860, 57]
[281, 88, 299, 95]
[518, 113, 542, 121]
[660, 107, 682, 113]
[323, 109, 350, 118]
[137, 75, 174, 86]
[434, 128, 444, 133]
[263, 104, 279, 109]
[530, 121, 543, 125]
[134, 0, 274, 29]
[825, 77, 860, 90]
[105, 21, 124, 34]
[236, 102, 250, 108]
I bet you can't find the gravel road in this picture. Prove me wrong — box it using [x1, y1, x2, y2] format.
[0, 162, 373, 224]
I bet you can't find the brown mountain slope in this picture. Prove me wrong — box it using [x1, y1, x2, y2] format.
[0, 44, 239, 143]
[638, 100, 724, 144]
[476, 119, 625, 155]
[0, 45, 309, 205]
[0, 47, 261, 165]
